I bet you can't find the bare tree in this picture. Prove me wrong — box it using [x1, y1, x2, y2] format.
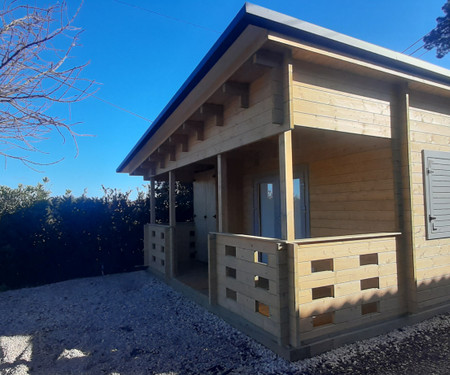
[0, 0, 94, 167]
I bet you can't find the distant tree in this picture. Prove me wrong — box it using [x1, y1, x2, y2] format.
[0, 1, 94, 166]
[423, 0, 450, 58]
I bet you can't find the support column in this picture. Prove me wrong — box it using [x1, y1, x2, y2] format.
[217, 154, 228, 233]
[391, 83, 417, 313]
[279, 130, 295, 241]
[168, 171, 176, 278]
[150, 178, 156, 224]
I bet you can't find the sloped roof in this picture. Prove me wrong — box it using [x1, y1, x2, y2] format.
[117, 3, 450, 173]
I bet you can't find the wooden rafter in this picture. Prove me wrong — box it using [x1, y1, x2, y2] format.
[182, 120, 204, 141]
[222, 81, 250, 108]
[199, 103, 224, 126]
[252, 49, 283, 68]
[169, 134, 189, 152]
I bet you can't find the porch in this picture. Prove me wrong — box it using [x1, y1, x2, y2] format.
[142, 124, 407, 357]
[143, 223, 401, 357]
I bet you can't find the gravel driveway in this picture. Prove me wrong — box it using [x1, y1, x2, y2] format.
[0, 271, 448, 374]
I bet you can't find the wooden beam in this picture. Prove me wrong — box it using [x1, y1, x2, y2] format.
[150, 178, 156, 224]
[217, 154, 228, 232]
[279, 130, 295, 241]
[253, 49, 283, 68]
[158, 144, 176, 161]
[130, 167, 145, 176]
[199, 103, 224, 126]
[391, 83, 417, 314]
[182, 120, 204, 141]
[142, 160, 156, 175]
[168, 171, 176, 278]
[149, 153, 165, 169]
[222, 81, 249, 108]
[169, 134, 189, 152]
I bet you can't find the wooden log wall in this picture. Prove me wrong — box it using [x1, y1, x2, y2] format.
[408, 92, 450, 310]
[307, 143, 397, 237]
[230, 129, 397, 238]
[292, 60, 392, 138]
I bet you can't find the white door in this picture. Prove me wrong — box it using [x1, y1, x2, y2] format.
[193, 170, 217, 262]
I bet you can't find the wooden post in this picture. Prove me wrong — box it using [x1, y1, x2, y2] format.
[276, 243, 290, 347]
[208, 233, 218, 305]
[391, 83, 417, 314]
[279, 130, 295, 241]
[168, 171, 176, 278]
[150, 178, 156, 225]
[217, 154, 228, 233]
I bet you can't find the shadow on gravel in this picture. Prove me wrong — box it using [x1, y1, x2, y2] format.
[0, 271, 449, 375]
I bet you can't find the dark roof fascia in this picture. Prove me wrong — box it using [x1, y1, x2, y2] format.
[117, 3, 450, 173]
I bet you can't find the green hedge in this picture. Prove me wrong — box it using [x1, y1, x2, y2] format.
[0, 181, 193, 290]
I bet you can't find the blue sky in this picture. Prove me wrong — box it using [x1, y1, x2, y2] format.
[2, 0, 449, 197]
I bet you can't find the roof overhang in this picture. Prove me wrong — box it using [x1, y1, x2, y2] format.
[117, 2, 450, 174]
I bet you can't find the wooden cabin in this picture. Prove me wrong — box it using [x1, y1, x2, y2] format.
[117, 4, 450, 360]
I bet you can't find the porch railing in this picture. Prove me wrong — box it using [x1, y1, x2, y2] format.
[289, 232, 401, 347]
[144, 223, 171, 275]
[209, 233, 290, 346]
[209, 231, 401, 349]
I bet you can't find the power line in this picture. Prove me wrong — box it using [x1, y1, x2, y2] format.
[402, 35, 425, 53]
[113, 0, 220, 34]
[90, 93, 153, 124]
[409, 43, 426, 57]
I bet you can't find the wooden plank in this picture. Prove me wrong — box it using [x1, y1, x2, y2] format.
[294, 112, 391, 138]
[217, 154, 228, 232]
[150, 179, 156, 225]
[222, 81, 250, 108]
[279, 130, 295, 241]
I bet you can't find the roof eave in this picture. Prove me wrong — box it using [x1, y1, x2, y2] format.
[117, 2, 450, 173]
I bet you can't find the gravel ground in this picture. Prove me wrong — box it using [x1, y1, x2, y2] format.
[0, 271, 448, 375]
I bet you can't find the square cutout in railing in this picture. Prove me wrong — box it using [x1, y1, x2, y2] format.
[312, 285, 334, 300]
[151, 231, 156, 237]
[360, 253, 378, 266]
[254, 276, 270, 290]
[311, 259, 334, 273]
[361, 301, 379, 315]
[226, 266, 236, 279]
[312, 311, 334, 327]
[225, 245, 236, 257]
[226, 288, 237, 301]
[255, 300, 270, 317]
[160, 232, 165, 240]
[360, 277, 379, 290]
[161, 246, 165, 253]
